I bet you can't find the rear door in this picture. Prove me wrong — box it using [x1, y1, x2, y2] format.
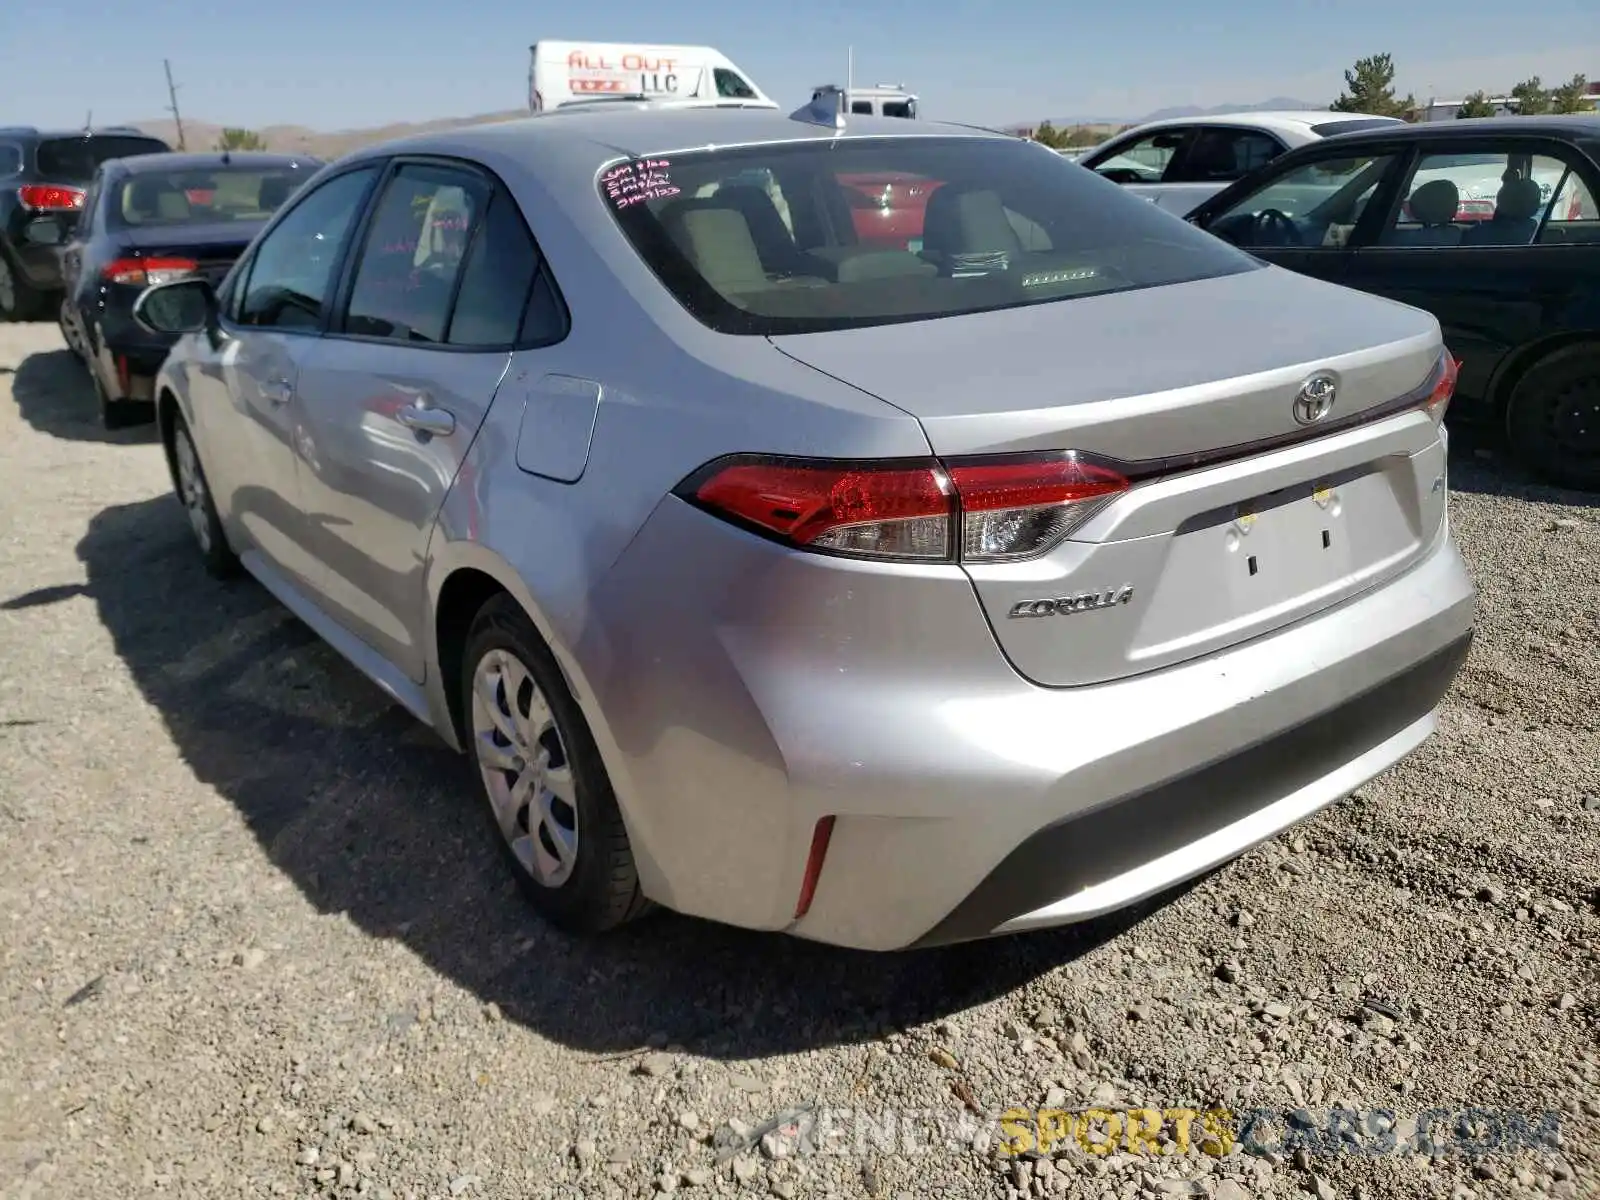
[1337, 137, 1600, 418]
[290, 158, 563, 681]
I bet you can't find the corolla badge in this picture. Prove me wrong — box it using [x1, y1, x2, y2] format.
[1008, 585, 1134, 619]
[1293, 374, 1337, 425]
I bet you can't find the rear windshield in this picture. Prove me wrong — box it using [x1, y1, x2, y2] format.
[111, 165, 317, 228]
[37, 135, 169, 183]
[1309, 118, 1404, 138]
[603, 136, 1261, 335]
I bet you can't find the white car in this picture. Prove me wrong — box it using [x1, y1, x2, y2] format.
[1076, 110, 1406, 216]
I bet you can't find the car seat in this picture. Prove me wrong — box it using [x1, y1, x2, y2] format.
[709, 185, 810, 277]
[920, 187, 1022, 273]
[257, 175, 294, 211]
[1390, 179, 1462, 246]
[1461, 177, 1544, 246]
[659, 198, 773, 293]
[124, 178, 191, 224]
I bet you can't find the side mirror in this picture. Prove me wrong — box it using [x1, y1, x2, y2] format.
[22, 216, 66, 246]
[134, 277, 217, 336]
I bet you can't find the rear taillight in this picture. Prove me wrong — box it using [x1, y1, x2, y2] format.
[102, 256, 199, 287]
[1423, 351, 1458, 425]
[17, 184, 85, 212]
[681, 451, 1130, 563]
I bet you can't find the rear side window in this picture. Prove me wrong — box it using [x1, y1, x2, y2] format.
[604, 135, 1260, 335]
[1309, 119, 1404, 138]
[446, 188, 567, 347]
[0, 143, 22, 178]
[36, 136, 169, 183]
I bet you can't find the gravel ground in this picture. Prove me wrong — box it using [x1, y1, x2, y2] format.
[1, 319, 1597, 1200]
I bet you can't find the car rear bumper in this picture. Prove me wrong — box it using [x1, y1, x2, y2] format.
[580, 482, 1475, 952]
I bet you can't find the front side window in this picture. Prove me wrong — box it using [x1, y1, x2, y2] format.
[604, 136, 1260, 335]
[36, 135, 168, 183]
[882, 100, 916, 119]
[1380, 149, 1574, 248]
[110, 164, 317, 228]
[1205, 151, 1397, 250]
[1085, 129, 1190, 184]
[714, 68, 757, 100]
[341, 164, 489, 344]
[237, 165, 378, 330]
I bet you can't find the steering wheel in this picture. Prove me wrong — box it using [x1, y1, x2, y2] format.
[1251, 208, 1302, 246]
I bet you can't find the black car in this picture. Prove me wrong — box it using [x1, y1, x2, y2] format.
[58, 150, 323, 427]
[0, 126, 172, 321]
[1186, 115, 1600, 491]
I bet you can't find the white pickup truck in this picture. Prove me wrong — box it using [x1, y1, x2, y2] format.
[1075, 110, 1406, 216]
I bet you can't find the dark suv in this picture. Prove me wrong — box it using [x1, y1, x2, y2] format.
[1, 126, 171, 321]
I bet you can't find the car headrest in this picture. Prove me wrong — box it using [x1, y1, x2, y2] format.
[258, 176, 293, 210]
[1495, 177, 1543, 222]
[1408, 179, 1459, 227]
[660, 199, 768, 292]
[921, 186, 1022, 260]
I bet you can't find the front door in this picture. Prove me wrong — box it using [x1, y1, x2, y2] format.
[1337, 140, 1600, 419]
[1193, 145, 1411, 289]
[291, 162, 563, 681]
[194, 163, 382, 589]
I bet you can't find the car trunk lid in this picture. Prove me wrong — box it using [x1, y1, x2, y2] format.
[769, 265, 1452, 687]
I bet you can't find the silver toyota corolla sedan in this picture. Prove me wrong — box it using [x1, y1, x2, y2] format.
[133, 99, 1476, 951]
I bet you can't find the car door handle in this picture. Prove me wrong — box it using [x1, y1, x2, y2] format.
[394, 403, 455, 436]
[262, 378, 293, 406]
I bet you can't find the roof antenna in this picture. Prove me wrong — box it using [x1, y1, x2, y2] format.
[84, 109, 92, 135]
[791, 85, 846, 131]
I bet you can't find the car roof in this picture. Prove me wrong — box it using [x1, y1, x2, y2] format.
[332, 107, 1003, 177]
[0, 126, 165, 142]
[1119, 110, 1404, 136]
[109, 150, 323, 176]
[1317, 113, 1600, 141]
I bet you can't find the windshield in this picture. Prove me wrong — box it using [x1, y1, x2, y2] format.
[37, 135, 168, 183]
[603, 136, 1260, 335]
[111, 165, 316, 227]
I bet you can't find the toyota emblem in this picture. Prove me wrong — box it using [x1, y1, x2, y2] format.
[1293, 375, 1337, 425]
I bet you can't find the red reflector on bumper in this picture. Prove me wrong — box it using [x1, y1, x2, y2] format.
[794, 816, 836, 919]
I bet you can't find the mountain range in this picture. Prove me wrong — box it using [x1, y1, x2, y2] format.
[121, 96, 1327, 158]
[1030, 97, 1325, 127]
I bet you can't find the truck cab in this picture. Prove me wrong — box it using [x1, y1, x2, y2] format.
[812, 85, 918, 119]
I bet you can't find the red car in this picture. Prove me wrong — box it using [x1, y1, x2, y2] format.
[836, 171, 943, 248]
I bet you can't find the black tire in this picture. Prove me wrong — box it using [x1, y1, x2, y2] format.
[92, 366, 141, 430]
[0, 251, 46, 322]
[170, 415, 240, 579]
[460, 594, 650, 935]
[1504, 344, 1600, 492]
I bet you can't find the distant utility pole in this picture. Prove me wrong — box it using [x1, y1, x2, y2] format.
[164, 59, 187, 150]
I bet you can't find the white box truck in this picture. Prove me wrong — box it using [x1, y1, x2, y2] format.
[528, 41, 778, 112]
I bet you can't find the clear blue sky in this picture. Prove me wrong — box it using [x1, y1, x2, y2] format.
[2, 0, 1595, 132]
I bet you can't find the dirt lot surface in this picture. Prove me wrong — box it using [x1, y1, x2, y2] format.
[1, 320, 1597, 1200]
